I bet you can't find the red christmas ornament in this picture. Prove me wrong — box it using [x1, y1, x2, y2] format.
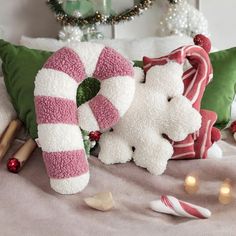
[230, 121, 236, 134]
[89, 131, 101, 142]
[194, 34, 211, 54]
[7, 157, 21, 173]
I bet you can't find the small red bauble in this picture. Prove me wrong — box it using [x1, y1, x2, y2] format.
[89, 131, 101, 142]
[230, 121, 236, 134]
[7, 157, 21, 173]
[194, 34, 211, 54]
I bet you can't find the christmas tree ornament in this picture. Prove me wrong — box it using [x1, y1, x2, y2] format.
[81, 24, 104, 41]
[7, 158, 21, 173]
[7, 138, 37, 173]
[150, 195, 211, 219]
[0, 119, 22, 161]
[159, 0, 208, 38]
[72, 10, 82, 18]
[218, 179, 233, 205]
[84, 192, 114, 211]
[59, 25, 83, 42]
[81, 130, 97, 155]
[89, 131, 101, 142]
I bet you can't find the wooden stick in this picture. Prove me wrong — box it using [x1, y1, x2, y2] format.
[7, 138, 37, 173]
[0, 119, 22, 161]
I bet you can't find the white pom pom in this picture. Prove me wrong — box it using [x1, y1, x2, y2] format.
[207, 142, 223, 159]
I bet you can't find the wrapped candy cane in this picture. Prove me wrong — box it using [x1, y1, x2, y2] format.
[150, 195, 211, 219]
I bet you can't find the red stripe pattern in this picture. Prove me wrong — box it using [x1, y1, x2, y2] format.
[143, 42, 221, 159]
[161, 195, 210, 219]
[35, 96, 78, 125]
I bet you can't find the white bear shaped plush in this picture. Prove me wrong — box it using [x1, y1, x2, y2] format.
[98, 64, 201, 175]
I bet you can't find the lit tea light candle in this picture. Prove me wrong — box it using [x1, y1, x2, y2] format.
[218, 179, 233, 205]
[184, 174, 199, 194]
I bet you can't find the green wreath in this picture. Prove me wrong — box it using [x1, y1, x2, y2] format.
[47, 0, 155, 27]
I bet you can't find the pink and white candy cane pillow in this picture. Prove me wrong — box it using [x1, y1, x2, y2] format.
[34, 43, 135, 194]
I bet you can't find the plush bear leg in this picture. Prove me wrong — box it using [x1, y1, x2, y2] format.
[133, 138, 173, 175]
[99, 131, 133, 164]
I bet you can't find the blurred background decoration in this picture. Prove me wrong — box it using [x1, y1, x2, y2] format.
[159, 0, 208, 38]
[47, 0, 155, 41]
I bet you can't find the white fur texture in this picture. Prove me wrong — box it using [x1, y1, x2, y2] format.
[0, 77, 16, 137]
[78, 76, 135, 132]
[34, 69, 77, 100]
[99, 66, 202, 175]
[38, 124, 84, 152]
[207, 142, 223, 159]
[50, 172, 89, 194]
[78, 103, 100, 131]
[68, 42, 104, 77]
[98, 76, 135, 117]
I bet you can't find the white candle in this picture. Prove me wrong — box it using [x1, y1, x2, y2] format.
[218, 179, 233, 205]
[184, 174, 199, 194]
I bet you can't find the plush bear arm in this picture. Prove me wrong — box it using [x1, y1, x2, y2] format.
[99, 131, 133, 164]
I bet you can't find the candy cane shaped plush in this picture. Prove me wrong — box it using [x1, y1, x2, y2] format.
[34, 43, 134, 194]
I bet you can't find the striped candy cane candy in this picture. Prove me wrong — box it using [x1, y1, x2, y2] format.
[150, 195, 211, 219]
[34, 43, 134, 194]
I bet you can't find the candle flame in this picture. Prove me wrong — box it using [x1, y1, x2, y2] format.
[220, 186, 230, 195]
[185, 176, 196, 186]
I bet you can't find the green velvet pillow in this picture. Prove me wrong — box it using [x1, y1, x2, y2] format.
[201, 48, 236, 129]
[0, 39, 100, 141]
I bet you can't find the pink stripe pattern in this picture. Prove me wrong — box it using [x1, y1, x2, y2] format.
[89, 94, 120, 130]
[44, 47, 86, 82]
[143, 38, 220, 160]
[35, 96, 78, 124]
[93, 47, 134, 80]
[43, 150, 88, 179]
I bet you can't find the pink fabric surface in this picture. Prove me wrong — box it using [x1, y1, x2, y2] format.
[43, 150, 88, 178]
[89, 94, 120, 130]
[44, 47, 86, 82]
[93, 47, 134, 80]
[35, 96, 78, 125]
[0, 133, 235, 236]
